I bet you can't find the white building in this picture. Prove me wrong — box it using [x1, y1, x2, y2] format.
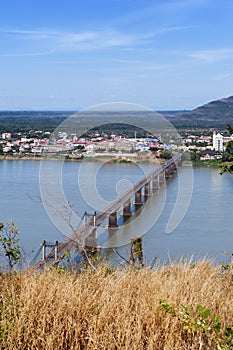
[1, 132, 11, 140]
[213, 131, 223, 152]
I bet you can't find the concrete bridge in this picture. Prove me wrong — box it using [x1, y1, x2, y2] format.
[31, 153, 181, 270]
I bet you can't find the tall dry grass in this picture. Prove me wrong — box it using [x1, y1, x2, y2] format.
[0, 260, 233, 349]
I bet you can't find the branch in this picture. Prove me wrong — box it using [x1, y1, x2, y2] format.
[82, 248, 97, 272]
[113, 248, 130, 265]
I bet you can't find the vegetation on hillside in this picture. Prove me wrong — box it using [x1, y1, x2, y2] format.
[0, 111, 69, 133]
[0, 261, 233, 349]
[220, 123, 233, 174]
[2, 95, 233, 134]
[168, 95, 233, 129]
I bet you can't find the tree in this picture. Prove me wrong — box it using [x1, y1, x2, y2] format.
[219, 124, 233, 174]
[158, 150, 172, 160]
[113, 237, 145, 269]
[0, 222, 21, 272]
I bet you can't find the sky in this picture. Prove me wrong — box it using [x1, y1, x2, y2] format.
[0, 0, 233, 111]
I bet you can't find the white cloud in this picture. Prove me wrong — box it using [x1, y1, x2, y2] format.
[0, 27, 146, 53]
[0, 25, 191, 55]
[189, 49, 233, 63]
[57, 30, 139, 50]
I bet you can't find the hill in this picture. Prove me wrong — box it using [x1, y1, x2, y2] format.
[165, 95, 233, 129]
[0, 111, 71, 133]
[1, 95, 233, 133]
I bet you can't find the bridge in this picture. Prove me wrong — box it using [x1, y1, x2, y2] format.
[31, 153, 182, 270]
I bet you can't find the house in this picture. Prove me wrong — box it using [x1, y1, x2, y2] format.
[200, 150, 222, 160]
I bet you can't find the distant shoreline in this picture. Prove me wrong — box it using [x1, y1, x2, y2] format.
[0, 154, 161, 165]
[188, 159, 222, 168]
[0, 154, 223, 168]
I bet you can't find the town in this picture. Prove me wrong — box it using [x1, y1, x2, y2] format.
[0, 128, 232, 162]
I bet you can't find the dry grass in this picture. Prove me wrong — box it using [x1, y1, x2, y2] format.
[0, 261, 233, 349]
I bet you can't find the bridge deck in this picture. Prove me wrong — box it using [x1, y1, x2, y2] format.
[31, 154, 181, 270]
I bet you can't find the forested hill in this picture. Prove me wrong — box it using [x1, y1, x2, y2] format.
[1, 95, 233, 133]
[0, 111, 72, 133]
[164, 95, 233, 129]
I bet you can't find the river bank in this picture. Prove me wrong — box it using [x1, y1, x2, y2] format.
[0, 153, 161, 164]
[0, 153, 225, 168]
[189, 158, 223, 168]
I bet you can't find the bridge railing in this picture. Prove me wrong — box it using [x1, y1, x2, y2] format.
[30, 153, 181, 269]
[94, 152, 181, 219]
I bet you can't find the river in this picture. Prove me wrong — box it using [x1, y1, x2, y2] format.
[1, 159, 233, 265]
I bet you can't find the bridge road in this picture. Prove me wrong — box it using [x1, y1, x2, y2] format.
[31, 154, 181, 270]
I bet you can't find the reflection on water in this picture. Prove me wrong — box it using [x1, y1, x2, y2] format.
[1, 160, 233, 264]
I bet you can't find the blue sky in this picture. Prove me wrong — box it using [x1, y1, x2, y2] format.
[0, 0, 233, 110]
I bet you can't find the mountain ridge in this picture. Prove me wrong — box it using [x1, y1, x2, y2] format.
[165, 95, 233, 129]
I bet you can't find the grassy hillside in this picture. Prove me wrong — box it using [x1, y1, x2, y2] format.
[1, 261, 233, 349]
[166, 96, 233, 129]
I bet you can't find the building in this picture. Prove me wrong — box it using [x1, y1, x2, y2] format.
[213, 131, 223, 152]
[1, 132, 11, 140]
[200, 150, 222, 160]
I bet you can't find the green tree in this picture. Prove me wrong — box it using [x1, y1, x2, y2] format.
[189, 150, 201, 162]
[158, 150, 172, 160]
[220, 124, 233, 174]
[0, 222, 21, 272]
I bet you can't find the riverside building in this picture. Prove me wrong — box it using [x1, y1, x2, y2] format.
[213, 131, 223, 152]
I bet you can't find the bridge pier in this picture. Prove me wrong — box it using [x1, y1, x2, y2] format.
[88, 211, 98, 228]
[159, 171, 165, 183]
[134, 189, 143, 205]
[152, 175, 160, 190]
[165, 167, 171, 179]
[144, 182, 151, 197]
[169, 163, 176, 176]
[122, 200, 133, 217]
[169, 165, 174, 176]
[31, 155, 182, 271]
[84, 229, 97, 248]
[107, 212, 118, 229]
